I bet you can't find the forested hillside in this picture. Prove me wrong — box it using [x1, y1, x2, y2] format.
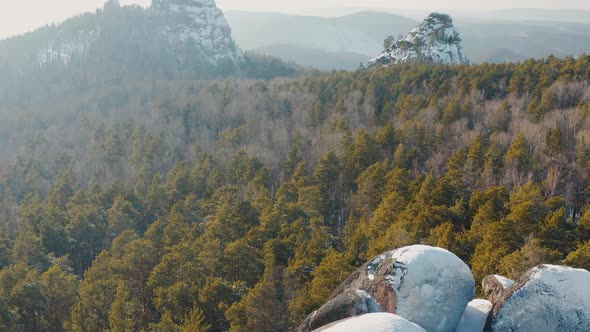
[1, 56, 590, 331]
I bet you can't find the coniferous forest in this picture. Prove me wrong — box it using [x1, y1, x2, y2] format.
[1, 56, 590, 331]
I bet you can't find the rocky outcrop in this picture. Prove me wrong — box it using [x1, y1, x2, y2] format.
[485, 264, 590, 332]
[482, 275, 514, 304]
[299, 245, 475, 332]
[363, 13, 469, 68]
[303, 247, 590, 332]
[37, 0, 243, 67]
[314, 313, 427, 332]
[150, 0, 243, 64]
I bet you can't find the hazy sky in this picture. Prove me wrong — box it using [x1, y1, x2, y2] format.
[2, 0, 590, 39]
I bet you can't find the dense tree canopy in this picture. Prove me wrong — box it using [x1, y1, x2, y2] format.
[1, 56, 590, 330]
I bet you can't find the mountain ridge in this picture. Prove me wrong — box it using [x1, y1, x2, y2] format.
[33, 0, 243, 67]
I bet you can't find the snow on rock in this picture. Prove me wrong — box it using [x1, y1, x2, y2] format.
[314, 313, 427, 332]
[387, 245, 474, 332]
[362, 13, 469, 68]
[367, 254, 385, 281]
[486, 264, 590, 332]
[298, 245, 475, 332]
[482, 275, 514, 305]
[456, 299, 492, 332]
[492, 275, 514, 289]
[151, 0, 243, 64]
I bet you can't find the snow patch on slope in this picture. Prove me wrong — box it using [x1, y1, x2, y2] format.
[37, 29, 99, 66]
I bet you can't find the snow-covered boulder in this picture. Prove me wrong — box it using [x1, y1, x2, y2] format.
[456, 299, 492, 332]
[486, 264, 590, 332]
[385, 245, 475, 332]
[482, 275, 514, 304]
[314, 313, 427, 332]
[298, 245, 475, 332]
[362, 13, 469, 68]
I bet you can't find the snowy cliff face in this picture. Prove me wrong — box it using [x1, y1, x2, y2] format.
[363, 13, 469, 68]
[151, 0, 243, 64]
[37, 0, 243, 67]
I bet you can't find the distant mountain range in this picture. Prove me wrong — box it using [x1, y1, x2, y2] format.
[1, 5, 590, 73]
[470, 8, 590, 24]
[226, 11, 416, 56]
[289, 7, 590, 24]
[226, 10, 590, 70]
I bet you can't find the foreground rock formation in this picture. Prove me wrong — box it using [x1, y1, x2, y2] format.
[301, 245, 590, 332]
[485, 265, 590, 332]
[299, 245, 475, 332]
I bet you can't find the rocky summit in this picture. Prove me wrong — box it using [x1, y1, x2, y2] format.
[363, 13, 469, 68]
[150, 0, 243, 64]
[301, 245, 590, 332]
[298, 245, 475, 332]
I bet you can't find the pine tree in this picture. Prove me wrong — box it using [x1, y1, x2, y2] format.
[564, 241, 590, 270]
[225, 267, 289, 332]
[109, 283, 138, 332]
[308, 251, 353, 306]
[505, 133, 532, 186]
[40, 266, 79, 332]
[180, 304, 211, 332]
